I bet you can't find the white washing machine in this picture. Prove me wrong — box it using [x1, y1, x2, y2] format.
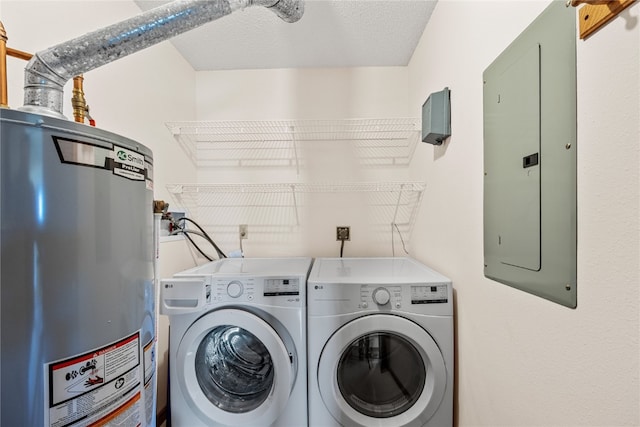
[307, 257, 454, 427]
[161, 257, 312, 427]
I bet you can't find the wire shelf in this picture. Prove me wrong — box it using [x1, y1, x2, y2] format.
[166, 182, 425, 256]
[165, 118, 421, 168]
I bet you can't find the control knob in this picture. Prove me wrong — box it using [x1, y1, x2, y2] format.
[372, 287, 391, 306]
[227, 281, 244, 298]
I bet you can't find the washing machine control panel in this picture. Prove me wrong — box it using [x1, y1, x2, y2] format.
[226, 280, 244, 298]
[207, 278, 256, 302]
[263, 278, 300, 297]
[205, 276, 303, 305]
[360, 285, 403, 309]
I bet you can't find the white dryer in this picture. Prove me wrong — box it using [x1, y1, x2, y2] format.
[161, 257, 312, 427]
[307, 257, 454, 427]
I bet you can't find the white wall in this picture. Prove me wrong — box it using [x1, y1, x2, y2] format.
[408, 1, 639, 425]
[2, 1, 198, 418]
[195, 67, 414, 257]
[196, 67, 409, 121]
[188, 3, 640, 424]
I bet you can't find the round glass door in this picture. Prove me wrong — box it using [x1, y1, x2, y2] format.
[177, 309, 294, 426]
[337, 332, 425, 418]
[318, 315, 447, 427]
[195, 325, 274, 413]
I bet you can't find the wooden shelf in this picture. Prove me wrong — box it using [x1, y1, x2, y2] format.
[575, 0, 637, 39]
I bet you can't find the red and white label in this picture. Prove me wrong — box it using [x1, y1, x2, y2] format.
[45, 332, 142, 427]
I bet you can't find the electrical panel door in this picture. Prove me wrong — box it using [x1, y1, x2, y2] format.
[484, 44, 541, 272]
[483, 0, 577, 308]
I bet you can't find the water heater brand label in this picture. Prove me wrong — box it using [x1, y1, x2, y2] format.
[113, 146, 145, 181]
[52, 136, 152, 185]
[44, 332, 143, 427]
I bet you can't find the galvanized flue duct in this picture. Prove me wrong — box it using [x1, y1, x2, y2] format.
[20, 0, 304, 119]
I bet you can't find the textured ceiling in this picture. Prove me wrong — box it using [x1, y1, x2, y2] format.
[134, 0, 437, 71]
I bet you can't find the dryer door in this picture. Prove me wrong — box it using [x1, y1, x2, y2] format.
[177, 308, 294, 426]
[318, 314, 447, 427]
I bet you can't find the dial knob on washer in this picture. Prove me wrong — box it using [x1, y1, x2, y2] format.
[227, 281, 244, 298]
[372, 288, 391, 305]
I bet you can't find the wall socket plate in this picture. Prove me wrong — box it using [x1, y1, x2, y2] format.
[336, 226, 350, 241]
[239, 224, 248, 240]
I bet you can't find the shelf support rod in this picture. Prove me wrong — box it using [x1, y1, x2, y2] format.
[391, 184, 404, 226]
[290, 184, 300, 226]
[290, 125, 300, 176]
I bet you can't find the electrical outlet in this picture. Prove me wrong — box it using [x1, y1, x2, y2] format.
[239, 224, 248, 240]
[336, 226, 350, 241]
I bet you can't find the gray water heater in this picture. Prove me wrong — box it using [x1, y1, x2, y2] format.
[422, 87, 451, 145]
[0, 108, 156, 426]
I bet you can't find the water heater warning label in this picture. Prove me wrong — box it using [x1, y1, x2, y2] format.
[45, 332, 142, 427]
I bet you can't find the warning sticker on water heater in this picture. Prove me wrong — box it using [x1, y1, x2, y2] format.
[45, 332, 142, 427]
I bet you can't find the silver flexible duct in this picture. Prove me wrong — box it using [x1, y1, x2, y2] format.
[20, 0, 304, 118]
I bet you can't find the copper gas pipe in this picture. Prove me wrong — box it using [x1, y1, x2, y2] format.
[0, 20, 34, 109]
[72, 75, 87, 123]
[0, 21, 8, 108]
[1, 20, 91, 121]
[7, 47, 33, 61]
[71, 75, 95, 126]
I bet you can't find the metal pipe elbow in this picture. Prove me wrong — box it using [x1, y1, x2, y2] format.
[253, 0, 305, 23]
[19, 0, 305, 118]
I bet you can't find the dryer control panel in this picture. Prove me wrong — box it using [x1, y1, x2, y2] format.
[357, 284, 448, 309]
[410, 284, 449, 304]
[308, 281, 452, 317]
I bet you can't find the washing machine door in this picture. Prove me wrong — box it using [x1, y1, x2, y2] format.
[318, 314, 447, 427]
[177, 308, 294, 426]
